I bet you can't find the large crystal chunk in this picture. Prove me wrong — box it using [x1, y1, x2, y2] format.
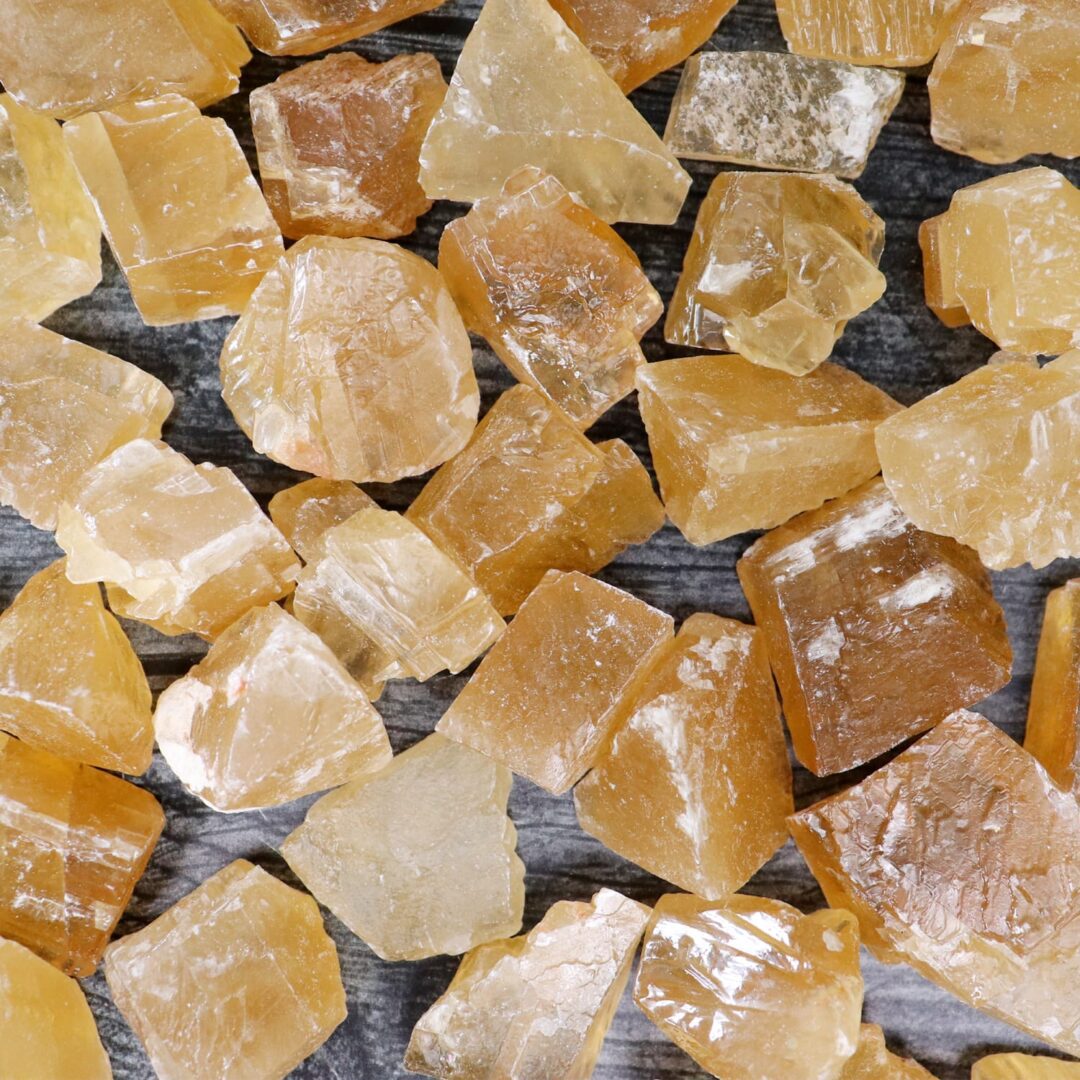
[974, 1056, 1080, 1079]
[841, 1025, 938, 1079]
[268, 478, 377, 562]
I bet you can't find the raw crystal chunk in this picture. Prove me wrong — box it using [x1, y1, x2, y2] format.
[0, 735, 163, 976]
[737, 478, 1012, 775]
[637, 353, 900, 544]
[575, 613, 792, 899]
[250, 52, 447, 240]
[418, 0, 690, 225]
[407, 384, 664, 614]
[437, 570, 672, 793]
[220, 235, 478, 481]
[665, 171, 886, 374]
[268, 478, 377, 562]
[974, 1055, 1080, 1079]
[406, 888, 650, 1079]
[929, 0, 1080, 164]
[282, 734, 524, 961]
[440, 166, 662, 428]
[0, 97, 100, 322]
[63, 95, 283, 326]
[841, 1025, 938, 1079]
[0, 321, 172, 530]
[789, 709, 1080, 1056]
[0, 0, 249, 118]
[876, 359, 1080, 569]
[634, 893, 863, 1080]
[56, 439, 299, 640]
[105, 860, 346, 1080]
[665, 53, 904, 179]
[919, 168, 1080, 353]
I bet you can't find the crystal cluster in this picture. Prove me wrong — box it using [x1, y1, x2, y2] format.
[841, 1025, 937, 1079]
[974, 1056, 1080, 1079]
[268, 478, 377, 562]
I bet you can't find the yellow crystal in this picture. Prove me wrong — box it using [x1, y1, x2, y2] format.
[418, 0, 690, 225]
[63, 95, 283, 326]
[405, 887, 650, 1079]
[282, 733, 524, 961]
[634, 893, 863, 1080]
[221, 234, 478, 481]
[268, 477, 377, 562]
[575, 613, 792, 899]
[665, 171, 886, 374]
[841, 1025, 938, 1079]
[974, 1055, 1080, 1079]
[105, 860, 346, 1080]
[56, 439, 299, 640]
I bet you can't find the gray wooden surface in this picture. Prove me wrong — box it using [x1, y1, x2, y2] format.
[13, 0, 1080, 1075]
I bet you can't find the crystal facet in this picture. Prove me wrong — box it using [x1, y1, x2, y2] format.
[268, 478, 377, 563]
[973, 1055, 1080, 1079]
[841, 1025, 938, 1079]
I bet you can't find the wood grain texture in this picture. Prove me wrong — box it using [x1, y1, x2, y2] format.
[8, 0, 1080, 1075]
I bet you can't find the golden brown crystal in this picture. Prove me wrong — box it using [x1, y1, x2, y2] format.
[974, 1055, 1080, 1079]
[840, 1025, 938, 1079]
[268, 478, 377, 562]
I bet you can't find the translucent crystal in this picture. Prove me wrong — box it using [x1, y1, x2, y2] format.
[405, 887, 650, 1079]
[268, 478, 377, 562]
[282, 734, 524, 961]
[220, 234, 478, 482]
[105, 860, 346, 1080]
[974, 1055, 1080, 1079]
[63, 94, 283, 326]
[841, 1025, 938, 1079]
[418, 0, 690, 225]
[737, 478, 1012, 775]
[634, 893, 863, 1080]
[56, 439, 299, 640]
[637, 353, 900, 545]
[250, 52, 446, 240]
[665, 171, 886, 374]
[407, 384, 664, 614]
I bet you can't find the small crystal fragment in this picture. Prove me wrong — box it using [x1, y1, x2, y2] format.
[634, 893, 863, 1080]
[840, 1025, 938, 1079]
[56, 439, 299, 640]
[737, 478, 1012, 775]
[105, 860, 346, 1080]
[790, 709, 1080, 1056]
[665, 171, 886, 374]
[406, 887, 650, 1079]
[268, 478, 377, 562]
[418, 0, 691, 225]
[0, 734, 163, 977]
[282, 734, 524, 961]
[575, 613, 792, 899]
[250, 52, 447, 240]
[637, 353, 900, 544]
[221, 234, 478, 481]
[974, 1055, 1080, 1079]
[407, 384, 664, 614]
[63, 95, 283, 326]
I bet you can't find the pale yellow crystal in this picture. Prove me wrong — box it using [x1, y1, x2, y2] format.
[974, 1055, 1080, 1079]
[268, 478, 377, 562]
[840, 1025, 938, 1079]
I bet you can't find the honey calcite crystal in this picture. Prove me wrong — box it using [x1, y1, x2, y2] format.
[250, 52, 447, 240]
[418, 0, 690, 225]
[407, 385, 664, 615]
[105, 860, 346, 1080]
[634, 894, 863, 1080]
[56, 439, 299, 640]
[0, 734, 163, 977]
[790, 709, 1080, 1057]
[974, 1055, 1080, 1079]
[637, 353, 900, 545]
[282, 734, 524, 961]
[665, 171, 886, 374]
[63, 95, 283, 326]
[737, 478, 1012, 775]
[406, 888, 650, 1079]
[268, 478, 377, 562]
[841, 1025, 937, 1080]
[575, 613, 792, 899]
[221, 235, 478, 481]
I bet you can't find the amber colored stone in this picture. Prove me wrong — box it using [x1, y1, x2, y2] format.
[0, 734, 163, 977]
[250, 52, 446, 241]
[268, 478, 377, 562]
[0, 321, 172, 531]
[282, 734, 524, 961]
[974, 1055, 1080, 1079]
[105, 860, 346, 1080]
[929, 0, 1079, 165]
[56, 439, 299, 640]
[634, 893, 863, 1080]
[575, 613, 792, 899]
[790, 709, 1080, 1056]
[418, 0, 690, 225]
[841, 1025, 938, 1080]
[221, 234, 478, 482]
[406, 887, 650, 1079]
[637, 353, 900, 545]
[63, 95, 283, 326]
[407, 384, 664, 615]
[666, 171, 886, 374]
[737, 478, 1012, 775]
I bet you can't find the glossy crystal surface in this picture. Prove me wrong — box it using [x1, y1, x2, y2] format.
[841, 1025, 938, 1079]
[268, 478, 377, 563]
[973, 1055, 1080, 1079]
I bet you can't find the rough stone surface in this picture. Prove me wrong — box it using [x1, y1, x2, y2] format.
[268, 478, 378, 563]
[841, 1025, 939, 1079]
[973, 1056, 1080, 1079]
